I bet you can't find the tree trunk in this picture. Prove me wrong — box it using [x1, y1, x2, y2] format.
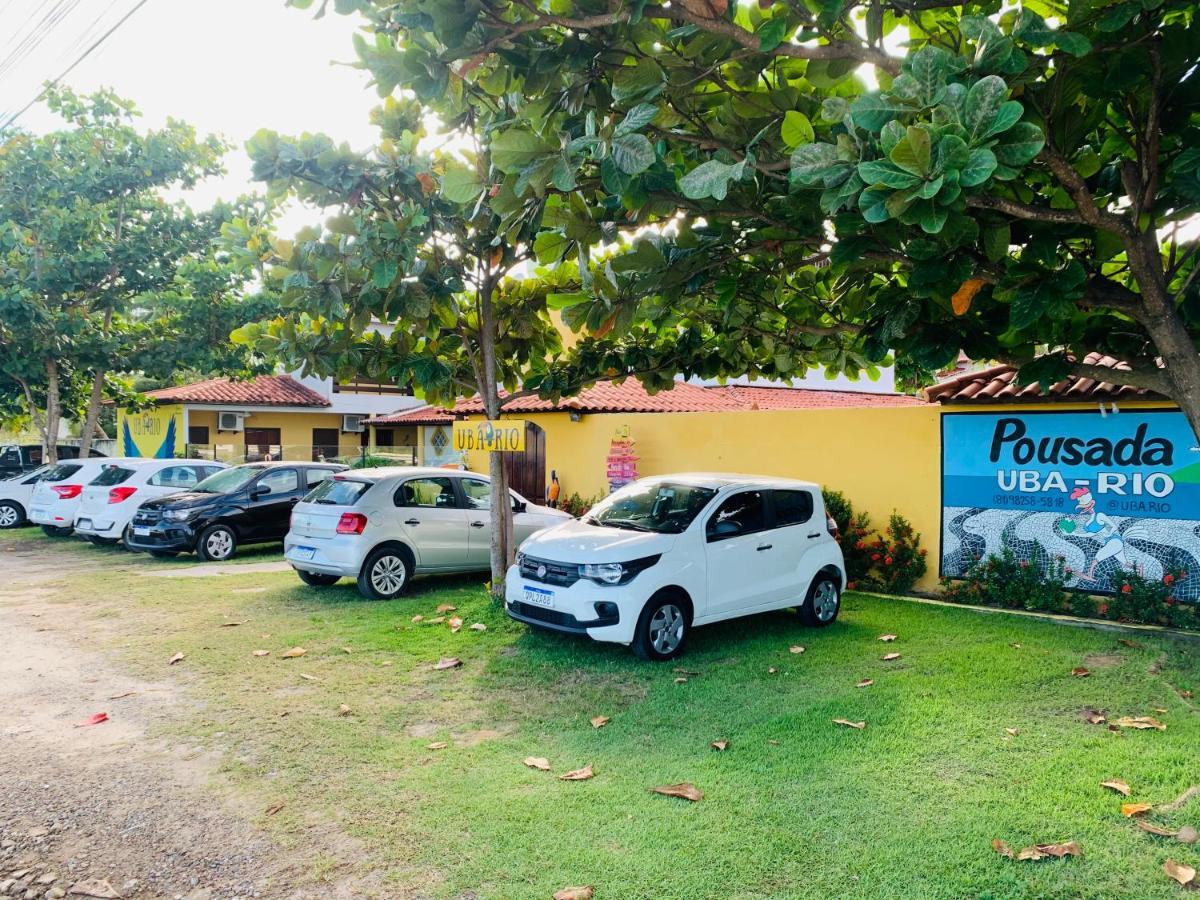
[43, 359, 60, 465]
[477, 277, 516, 597]
[78, 369, 106, 457]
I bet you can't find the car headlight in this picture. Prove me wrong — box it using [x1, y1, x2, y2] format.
[163, 508, 197, 521]
[579, 555, 662, 585]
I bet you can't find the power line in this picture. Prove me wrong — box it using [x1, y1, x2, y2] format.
[0, 0, 153, 132]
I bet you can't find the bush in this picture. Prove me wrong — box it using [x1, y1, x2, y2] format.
[821, 489, 873, 586]
[559, 491, 602, 517]
[1107, 567, 1197, 629]
[866, 512, 928, 595]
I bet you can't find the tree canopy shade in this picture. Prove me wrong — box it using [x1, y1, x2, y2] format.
[296, 0, 1200, 437]
[0, 89, 276, 456]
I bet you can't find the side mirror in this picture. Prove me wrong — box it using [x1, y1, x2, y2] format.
[708, 520, 741, 541]
[251, 483, 271, 499]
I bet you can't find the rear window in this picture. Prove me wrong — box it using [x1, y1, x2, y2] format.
[90, 466, 135, 487]
[773, 490, 814, 526]
[42, 464, 83, 482]
[305, 478, 371, 506]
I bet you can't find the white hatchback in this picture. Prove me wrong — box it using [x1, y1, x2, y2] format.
[504, 474, 847, 660]
[74, 459, 228, 545]
[28, 459, 127, 536]
[0, 465, 55, 529]
[285, 467, 571, 599]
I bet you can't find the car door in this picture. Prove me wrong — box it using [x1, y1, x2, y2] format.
[394, 476, 469, 569]
[703, 489, 781, 618]
[145, 464, 203, 502]
[247, 468, 302, 539]
[767, 489, 821, 607]
[459, 477, 493, 568]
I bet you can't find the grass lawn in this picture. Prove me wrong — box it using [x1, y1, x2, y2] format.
[8, 527, 1200, 898]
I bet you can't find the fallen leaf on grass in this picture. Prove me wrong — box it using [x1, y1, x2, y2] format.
[411, 615, 424, 623]
[711, 739, 728, 751]
[1180, 690, 1194, 699]
[1152, 706, 1168, 714]
[1101, 780, 1131, 797]
[252, 649, 270, 657]
[168, 652, 185, 665]
[1010, 642, 1022, 649]
[1117, 638, 1142, 648]
[673, 677, 688, 684]
[856, 678, 873, 688]
[1164, 859, 1196, 886]
[341, 646, 353, 654]
[1005, 728, 1020, 736]
[881, 652, 902, 661]
[220, 621, 242, 627]
[469, 623, 487, 632]
[426, 741, 448, 750]
[1177, 825, 1198, 844]
[992, 839, 1082, 860]
[74, 712, 108, 728]
[281, 647, 306, 659]
[523, 756, 550, 771]
[1121, 802, 1153, 817]
[590, 715, 610, 729]
[789, 645, 805, 654]
[878, 634, 897, 642]
[433, 657, 462, 670]
[559, 764, 595, 781]
[265, 802, 285, 816]
[650, 783, 703, 802]
[1081, 707, 1107, 725]
[767, 739, 780, 745]
[426, 616, 446, 625]
[673, 667, 700, 676]
[1071, 667, 1090, 677]
[436, 603, 457, 613]
[298, 673, 321, 682]
[1135, 821, 1178, 837]
[767, 667, 778, 675]
[553, 887, 593, 900]
[833, 718, 866, 730]
[1114, 716, 1166, 731]
[448, 616, 463, 633]
[336, 704, 352, 717]
[107, 691, 136, 700]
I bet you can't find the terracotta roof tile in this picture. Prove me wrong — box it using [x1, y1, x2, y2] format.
[143, 375, 330, 407]
[709, 384, 923, 409]
[924, 354, 1165, 405]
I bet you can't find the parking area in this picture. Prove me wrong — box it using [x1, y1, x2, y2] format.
[2, 527, 1198, 899]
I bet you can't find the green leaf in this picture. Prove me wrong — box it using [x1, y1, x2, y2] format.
[614, 103, 659, 137]
[963, 75, 1008, 141]
[789, 142, 841, 186]
[880, 120, 907, 156]
[850, 93, 909, 132]
[984, 101, 1024, 138]
[917, 175, 944, 199]
[857, 159, 921, 189]
[906, 45, 955, 106]
[959, 148, 997, 187]
[490, 129, 556, 173]
[821, 97, 850, 122]
[1010, 282, 1054, 330]
[781, 110, 814, 148]
[757, 16, 791, 53]
[440, 167, 482, 204]
[994, 123, 1045, 166]
[983, 223, 1011, 262]
[889, 126, 932, 176]
[533, 231, 570, 264]
[371, 259, 398, 289]
[679, 158, 746, 201]
[936, 134, 970, 171]
[546, 292, 590, 310]
[859, 188, 891, 223]
[612, 58, 664, 103]
[1053, 31, 1091, 57]
[611, 133, 656, 175]
[916, 202, 948, 234]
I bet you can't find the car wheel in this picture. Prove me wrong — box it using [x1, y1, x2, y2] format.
[799, 574, 841, 627]
[41, 524, 72, 538]
[197, 524, 237, 562]
[357, 546, 412, 600]
[297, 569, 341, 587]
[0, 501, 23, 529]
[631, 593, 690, 661]
[150, 550, 179, 559]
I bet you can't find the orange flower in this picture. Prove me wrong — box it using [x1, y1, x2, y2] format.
[884, 556, 894, 566]
[1120, 584, 1132, 594]
[1163, 573, 1175, 585]
[871, 553, 880, 562]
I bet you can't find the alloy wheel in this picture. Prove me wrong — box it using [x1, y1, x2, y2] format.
[649, 603, 685, 654]
[206, 530, 234, 560]
[0, 505, 18, 528]
[371, 555, 407, 595]
[813, 581, 839, 622]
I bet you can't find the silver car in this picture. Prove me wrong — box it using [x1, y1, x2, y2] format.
[285, 467, 572, 599]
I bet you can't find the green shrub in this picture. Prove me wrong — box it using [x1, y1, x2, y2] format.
[559, 491, 602, 517]
[821, 489, 873, 587]
[865, 512, 928, 595]
[1106, 567, 1197, 629]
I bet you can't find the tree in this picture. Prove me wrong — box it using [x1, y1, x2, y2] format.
[303, 0, 1200, 438]
[0, 88, 251, 461]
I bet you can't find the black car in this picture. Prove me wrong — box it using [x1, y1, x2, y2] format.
[1, 444, 105, 478]
[124, 462, 348, 561]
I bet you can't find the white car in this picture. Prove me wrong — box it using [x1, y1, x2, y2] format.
[74, 459, 228, 545]
[285, 467, 572, 599]
[28, 459, 128, 536]
[504, 474, 847, 660]
[0, 465, 55, 529]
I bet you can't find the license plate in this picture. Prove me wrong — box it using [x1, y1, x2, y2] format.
[522, 585, 554, 608]
[293, 547, 316, 561]
[133, 527, 151, 536]
[77, 518, 92, 530]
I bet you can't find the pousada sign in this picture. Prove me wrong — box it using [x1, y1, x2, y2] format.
[452, 419, 526, 453]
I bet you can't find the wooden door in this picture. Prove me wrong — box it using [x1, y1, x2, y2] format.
[244, 427, 281, 462]
[503, 422, 546, 503]
[312, 428, 340, 462]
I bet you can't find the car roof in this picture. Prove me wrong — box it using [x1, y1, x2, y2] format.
[636, 472, 821, 490]
[232, 461, 347, 470]
[339, 465, 475, 482]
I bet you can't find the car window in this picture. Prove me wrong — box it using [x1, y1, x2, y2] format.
[706, 490, 767, 541]
[194, 465, 261, 494]
[90, 465, 135, 487]
[41, 463, 83, 482]
[773, 490, 814, 527]
[461, 478, 490, 510]
[306, 477, 372, 506]
[197, 466, 223, 481]
[258, 468, 299, 495]
[148, 466, 200, 488]
[396, 477, 457, 509]
[21, 466, 51, 485]
[306, 468, 335, 487]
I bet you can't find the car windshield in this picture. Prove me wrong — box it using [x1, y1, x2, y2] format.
[193, 466, 261, 494]
[41, 463, 83, 482]
[90, 465, 135, 487]
[304, 477, 372, 506]
[585, 481, 717, 534]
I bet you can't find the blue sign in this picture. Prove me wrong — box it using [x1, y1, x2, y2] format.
[941, 410, 1200, 601]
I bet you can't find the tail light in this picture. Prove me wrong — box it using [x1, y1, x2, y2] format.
[52, 484, 82, 500]
[108, 486, 138, 504]
[826, 513, 839, 538]
[336, 512, 368, 535]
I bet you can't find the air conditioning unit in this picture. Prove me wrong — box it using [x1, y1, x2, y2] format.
[218, 411, 245, 433]
[342, 414, 366, 433]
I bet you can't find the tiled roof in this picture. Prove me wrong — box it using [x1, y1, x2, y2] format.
[367, 379, 920, 424]
[924, 353, 1166, 404]
[143, 375, 331, 407]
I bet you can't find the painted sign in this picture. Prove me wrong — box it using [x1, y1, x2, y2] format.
[452, 419, 526, 453]
[118, 404, 182, 458]
[941, 410, 1200, 602]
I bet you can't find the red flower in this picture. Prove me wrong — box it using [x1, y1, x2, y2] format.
[884, 556, 894, 566]
[846, 581, 857, 590]
[1121, 584, 1132, 594]
[1098, 603, 1109, 615]
[1019, 560, 1029, 568]
[919, 548, 927, 557]
[871, 553, 881, 562]
[855, 540, 867, 550]
[1163, 573, 1175, 585]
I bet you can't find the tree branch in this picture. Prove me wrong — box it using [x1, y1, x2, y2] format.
[1036, 148, 1132, 236]
[965, 193, 1091, 227]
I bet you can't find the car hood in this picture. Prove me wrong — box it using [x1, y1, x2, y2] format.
[525, 503, 572, 520]
[138, 491, 219, 510]
[520, 517, 677, 563]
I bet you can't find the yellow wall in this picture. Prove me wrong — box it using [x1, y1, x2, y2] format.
[117, 404, 185, 458]
[462, 399, 1184, 592]
[184, 409, 368, 461]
